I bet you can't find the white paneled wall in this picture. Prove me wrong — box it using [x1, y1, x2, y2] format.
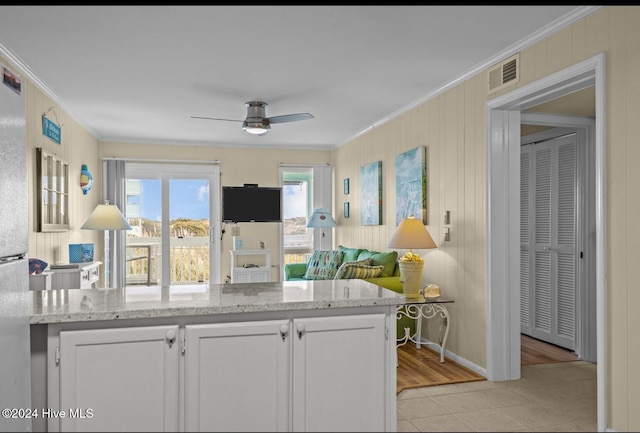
[334, 7, 640, 430]
[21, 78, 103, 277]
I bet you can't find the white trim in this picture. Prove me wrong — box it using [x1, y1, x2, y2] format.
[278, 162, 331, 167]
[103, 157, 221, 164]
[348, 6, 602, 145]
[486, 53, 606, 431]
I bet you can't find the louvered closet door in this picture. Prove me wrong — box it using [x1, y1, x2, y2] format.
[520, 133, 577, 351]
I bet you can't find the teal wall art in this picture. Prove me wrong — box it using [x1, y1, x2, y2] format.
[395, 146, 426, 225]
[360, 160, 382, 225]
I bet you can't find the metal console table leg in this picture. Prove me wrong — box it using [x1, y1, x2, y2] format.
[396, 301, 451, 363]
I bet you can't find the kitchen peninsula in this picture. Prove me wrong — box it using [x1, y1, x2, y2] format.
[30, 280, 406, 432]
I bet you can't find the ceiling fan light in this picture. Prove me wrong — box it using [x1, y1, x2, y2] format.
[242, 120, 270, 136]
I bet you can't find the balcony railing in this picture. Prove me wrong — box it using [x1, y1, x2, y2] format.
[126, 237, 209, 286]
[125, 235, 312, 285]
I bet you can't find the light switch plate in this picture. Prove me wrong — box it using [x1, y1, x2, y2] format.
[444, 210, 450, 225]
[444, 227, 450, 241]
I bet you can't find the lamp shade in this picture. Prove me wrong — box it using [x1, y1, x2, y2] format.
[387, 216, 437, 250]
[81, 201, 132, 230]
[306, 208, 337, 228]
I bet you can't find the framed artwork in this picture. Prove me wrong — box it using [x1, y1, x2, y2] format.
[360, 160, 382, 225]
[2, 66, 21, 94]
[344, 202, 350, 218]
[395, 146, 426, 225]
[343, 178, 350, 195]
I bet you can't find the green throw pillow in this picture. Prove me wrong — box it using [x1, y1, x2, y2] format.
[334, 262, 383, 280]
[338, 246, 365, 263]
[303, 250, 345, 280]
[356, 250, 398, 277]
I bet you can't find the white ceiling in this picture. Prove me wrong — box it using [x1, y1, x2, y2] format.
[0, 5, 596, 151]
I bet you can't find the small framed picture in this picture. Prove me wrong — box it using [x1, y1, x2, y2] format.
[344, 202, 350, 218]
[344, 178, 350, 195]
[2, 67, 21, 94]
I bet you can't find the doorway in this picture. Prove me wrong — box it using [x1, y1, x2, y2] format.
[519, 119, 596, 363]
[125, 162, 221, 285]
[486, 53, 605, 430]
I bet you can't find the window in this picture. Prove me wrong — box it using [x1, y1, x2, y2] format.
[282, 170, 314, 263]
[280, 164, 333, 275]
[36, 147, 69, 232]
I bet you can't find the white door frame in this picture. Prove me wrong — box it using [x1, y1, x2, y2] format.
[486, 53, 606, 431]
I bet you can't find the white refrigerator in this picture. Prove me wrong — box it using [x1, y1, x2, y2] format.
[0, 62, 30, 432]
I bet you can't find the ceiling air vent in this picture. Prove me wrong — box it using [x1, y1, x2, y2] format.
[487, 53, 519, 94]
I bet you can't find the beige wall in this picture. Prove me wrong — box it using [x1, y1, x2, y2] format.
[332, 75, 487, 367]
[99, 142, 331, 280]
[15, 67, 104, 275]
[332, 6, 640, 431]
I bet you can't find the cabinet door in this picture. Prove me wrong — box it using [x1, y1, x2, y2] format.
[185, 320, 290, 432]
[292, 314, 387, 432]
[58, 325, 179, 432]
[250, 268, 270, 282]
[231, 268, 252, 283]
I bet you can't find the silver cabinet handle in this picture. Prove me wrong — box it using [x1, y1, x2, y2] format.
[279, 324, 289, 341]
[296, 322, 305, 339]
[166, 330, 176, 348]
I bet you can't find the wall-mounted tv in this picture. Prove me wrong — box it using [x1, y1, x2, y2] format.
[222, 185, 282, 223]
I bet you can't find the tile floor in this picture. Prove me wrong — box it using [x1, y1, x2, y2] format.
[397, 361, 597, 432]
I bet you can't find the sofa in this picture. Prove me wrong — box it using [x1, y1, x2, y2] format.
[284, 245, 414, 338]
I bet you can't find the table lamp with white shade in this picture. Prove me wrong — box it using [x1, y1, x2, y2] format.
[81, 200, 131, 287]
[306, 207, 336, 250]
[387, 215, 437, 297]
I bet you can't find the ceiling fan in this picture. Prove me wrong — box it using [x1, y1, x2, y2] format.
[191, 101, 314, 136]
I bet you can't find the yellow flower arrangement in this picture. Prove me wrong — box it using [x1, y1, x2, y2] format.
[399, 251, 423, 262]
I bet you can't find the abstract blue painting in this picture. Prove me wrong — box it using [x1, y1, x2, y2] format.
[395, 146, 426, 225]
[360, 160, 382, 225]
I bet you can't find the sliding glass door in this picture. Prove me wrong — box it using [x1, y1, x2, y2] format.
[125, 163, 220, 286]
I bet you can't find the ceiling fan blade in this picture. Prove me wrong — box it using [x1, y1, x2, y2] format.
[267, 113, 314, 124]
[190, 116, 243, 122]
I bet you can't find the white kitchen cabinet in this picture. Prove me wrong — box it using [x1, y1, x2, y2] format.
[184, 320, 290, 432]
[230, 249, 271, 283]
[45, 314, 390, 432]
[56, 325, 179, 432]
[184, 314, 387, 432]
[292, 314, 386, 432]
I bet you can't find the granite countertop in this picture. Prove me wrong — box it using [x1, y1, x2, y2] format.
[30, 279, 407, 324]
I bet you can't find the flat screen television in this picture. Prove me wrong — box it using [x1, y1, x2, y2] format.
[222, 186, 282, 223]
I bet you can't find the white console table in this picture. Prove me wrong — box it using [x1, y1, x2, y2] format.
[229, 249, 271, 283]
[48, 261, 102, 290]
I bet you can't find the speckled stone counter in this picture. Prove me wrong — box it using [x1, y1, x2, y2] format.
[30, 279, 407, 324]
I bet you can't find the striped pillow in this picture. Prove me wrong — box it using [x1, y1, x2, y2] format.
[334, 261, 384, 280]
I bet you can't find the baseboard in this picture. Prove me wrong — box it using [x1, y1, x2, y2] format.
[419, 337, 487, 379]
